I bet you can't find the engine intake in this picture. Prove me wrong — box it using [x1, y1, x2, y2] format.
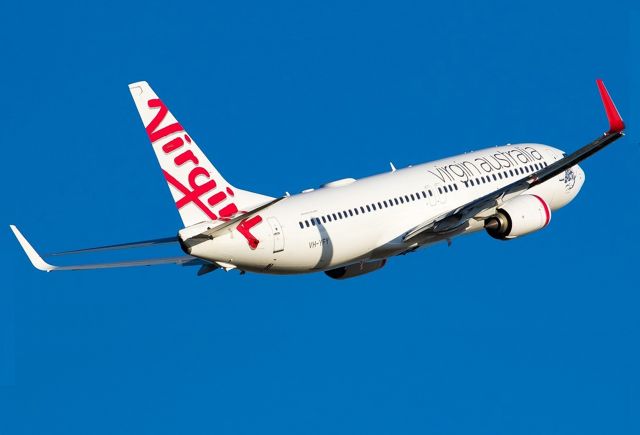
[325, 259, 387, 280]
[485, 194, 551, 240]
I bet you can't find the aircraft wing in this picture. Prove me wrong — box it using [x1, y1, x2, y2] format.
[10, 225, 206, 272]
[46, 236, 179, 256]
[404, 79, 625, 242]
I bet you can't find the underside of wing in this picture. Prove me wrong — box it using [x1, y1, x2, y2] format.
[10, 225, 208, 272]
[46, 236, 179, 256]
[404, 79, 625, 243]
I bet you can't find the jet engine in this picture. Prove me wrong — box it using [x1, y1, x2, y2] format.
[325, 259, 387, 280]
[484, 194, 551, 240]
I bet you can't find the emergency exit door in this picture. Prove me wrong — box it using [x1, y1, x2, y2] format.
[267, 217, 285, 253]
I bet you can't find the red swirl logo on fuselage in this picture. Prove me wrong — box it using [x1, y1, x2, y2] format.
[145, 98, 262, 249]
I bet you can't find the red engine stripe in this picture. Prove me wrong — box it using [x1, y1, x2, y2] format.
[532, 195, 551, 226]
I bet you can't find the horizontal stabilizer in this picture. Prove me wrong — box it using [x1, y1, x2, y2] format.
[180, 196, 285, 248]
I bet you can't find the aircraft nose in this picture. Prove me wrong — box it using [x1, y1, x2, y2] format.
[574, 165, 586, 191]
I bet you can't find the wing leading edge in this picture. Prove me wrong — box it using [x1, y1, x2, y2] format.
[404, 79, 625, 242]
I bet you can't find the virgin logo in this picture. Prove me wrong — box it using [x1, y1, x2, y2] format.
[145, 98, 262, 249]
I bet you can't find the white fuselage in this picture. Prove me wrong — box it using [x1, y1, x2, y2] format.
[187, 143, 585, 274]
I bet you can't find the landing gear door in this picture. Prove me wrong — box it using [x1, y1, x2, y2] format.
[267, 217, 285, 253]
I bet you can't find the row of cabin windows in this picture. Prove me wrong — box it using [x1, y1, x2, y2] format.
[296, 161, 549, 229]
[463, 161, 548, 188]
[298, 188, 443, 229]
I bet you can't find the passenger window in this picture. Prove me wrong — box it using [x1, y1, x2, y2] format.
[438, 187, 442, 194]
[470, 180, 474, 187]
[327, 215, 332, 222]
[498, 173, 503, 179]
[349, 210, 354, 217]
[322, 216, 327, 223]
[360, 206, 365, 213]
[428, 190, 433, 196]
[404, 195, 410, 202]
[399, 197, 404, 204]
[305, 220, 310, 227]
[422, 191, 427, 198]
[332, 213, 337, 220]
[410, 194, 416, 200]
[366, 205, 371, 212]
[383, 200, 388, 207]
[378, 202, 382, 209]
[454, 184, 458, 190]
[312, 219, 317, 226]
[338, 212, 343, 219]
[299, 222, 304, 229]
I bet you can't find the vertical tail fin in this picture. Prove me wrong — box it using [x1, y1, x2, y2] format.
[128, 81, 273, 227]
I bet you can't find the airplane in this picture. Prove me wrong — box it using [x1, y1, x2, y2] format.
[10, 80, 625, 279]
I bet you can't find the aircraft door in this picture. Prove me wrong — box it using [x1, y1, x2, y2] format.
[267, 217, 285, 253]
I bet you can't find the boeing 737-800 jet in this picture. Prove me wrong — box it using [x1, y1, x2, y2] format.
[11, 80, 625, 279]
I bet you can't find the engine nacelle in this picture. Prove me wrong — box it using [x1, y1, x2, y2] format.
[325, 259, 387, 280]
[485, 194, 551, 240]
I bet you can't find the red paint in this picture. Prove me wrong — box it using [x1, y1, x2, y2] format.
[533, 195, 550, 226]
[236, 215, 262, 249]
[162, 136, 184, 153]
[174, 150, 199, 167]
[219, 203, 238, 218]
[146, 99, 260, 247]
[187, 167, 214, 190]
[162, 170, 218, 220]
[146, 99, 184, 142]
[207, 191, 227, 207]
[596, 79, 625, 133]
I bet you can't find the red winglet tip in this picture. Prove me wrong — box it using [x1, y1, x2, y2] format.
[596, 79, 625, 134]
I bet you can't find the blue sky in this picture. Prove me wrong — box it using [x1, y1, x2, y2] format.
[1, 1, 638, 433]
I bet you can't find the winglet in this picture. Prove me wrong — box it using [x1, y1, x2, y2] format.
[596, 79, 625, 134]
[9, 225, 55, 272]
